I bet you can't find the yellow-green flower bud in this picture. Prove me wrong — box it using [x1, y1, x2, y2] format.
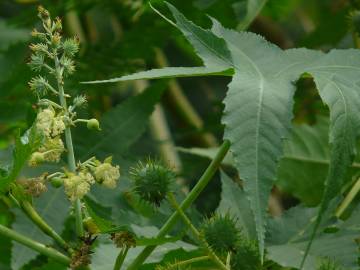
[54, 17, 62, 32]
[36, 108, 55, 137]
[63, 173, 91, 202]
[83, 217, 100, 234]
[28, 152, 45, 167]
[40, 137, 65, 163]
[52, 116, 65, 137]
[94, 162, 120, 189]
[51, 33, 61, 47]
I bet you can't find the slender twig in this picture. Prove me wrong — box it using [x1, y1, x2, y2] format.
[113, 247, 129, 270]
[127, 140, 230, 270]
[167, 193, 228, 270]
[0, 224, 70, 265]
[20, 201, 73, 254]
[336, 178, 360, 218]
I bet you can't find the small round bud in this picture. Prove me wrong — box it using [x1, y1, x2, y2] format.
[130, 159, 175, 206]
[54, 17, 62, 32]
[51, 33, 61, 47]
[87, 118, 101, 131]
[201, 213, 240, 255]
[83, 217, 100, 234]
[50, 177, 63, 188]
[38, 6, 50, 20]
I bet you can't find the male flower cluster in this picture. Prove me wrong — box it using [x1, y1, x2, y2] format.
[28, 107, 66, 167]
[62, 157, 120, 201]
[63, 171, 95, 202]
[92, 157, 120, 189]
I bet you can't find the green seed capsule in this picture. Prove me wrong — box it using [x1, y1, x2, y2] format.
[130, 159, 175, 206]
[50, 177, 63, 188]
[87, 118, 101, 131]
[201, 213, 240, 255]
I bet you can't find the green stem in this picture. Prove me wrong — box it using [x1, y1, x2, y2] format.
[54, 54, 84, 237]
[336, 178, 360, 218]
[20, 201, 73, 254]
[167, 193, 228, 270]
[0, 224, 70, 265]
[113, 247, 129, 270]
[160, 256, 210, 270]
[127, 140, 230, 270]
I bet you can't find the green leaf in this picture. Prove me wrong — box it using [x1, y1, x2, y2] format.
[217, 171, 256, 238]
[178, 118, 360, 207]
[83, 196, 114, 233]
[11, 186, 70, 270]
[266, 203, 360, 270]
[0, 126, 41, 193]
[75, 81, 167, 160]
[82, 66, 232, 84]
[277, 117, 360, 206]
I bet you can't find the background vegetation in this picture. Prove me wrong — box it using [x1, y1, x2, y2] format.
[0, 0, 359, 269]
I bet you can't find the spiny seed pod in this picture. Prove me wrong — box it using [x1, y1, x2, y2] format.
[130, 159, 175, 206]
[86, 118, 100, 131]
[200, 213, 240, 255]
[230, 240, 261, 270]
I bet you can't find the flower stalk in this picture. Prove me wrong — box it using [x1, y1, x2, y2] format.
[20, 200, 73, 253]
[0, 224, 70, 266]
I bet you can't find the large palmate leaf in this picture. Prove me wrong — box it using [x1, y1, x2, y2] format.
[11, 187, 69, 270]
[266, 204, 360, 270]
[82, 2, 360, 262]
[277, 117, 360, 206]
